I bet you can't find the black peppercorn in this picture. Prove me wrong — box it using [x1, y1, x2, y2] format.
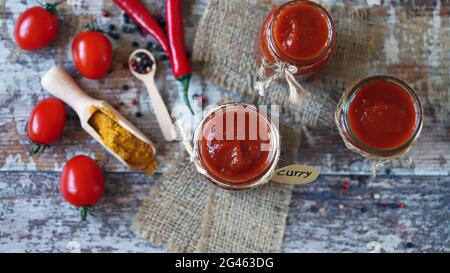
[405, 242, 415, 248]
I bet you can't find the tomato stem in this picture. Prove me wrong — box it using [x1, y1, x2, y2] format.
[179, 75, 194, 115]
[79, 206, 90, 222]
[42, 1, 64, 14]
[24, 122, 50, 156]
[85, 21, 98, 32]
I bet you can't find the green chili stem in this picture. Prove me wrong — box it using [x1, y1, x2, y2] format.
[179, 75, 194, 115]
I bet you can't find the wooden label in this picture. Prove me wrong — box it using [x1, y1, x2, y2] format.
[271, 165, 320, 185]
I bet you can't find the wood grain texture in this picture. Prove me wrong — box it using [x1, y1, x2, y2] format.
[0, 0, 449, 252]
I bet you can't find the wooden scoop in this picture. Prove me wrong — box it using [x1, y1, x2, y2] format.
[129, 49, 178, 142]
[41, 66, 156, 171]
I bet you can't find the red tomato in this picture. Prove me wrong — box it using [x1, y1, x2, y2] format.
[60, 155, 105, 208]
[14, 6, 59, 51]
[27, 98, 66, 145]
[72, 31, 112, 80]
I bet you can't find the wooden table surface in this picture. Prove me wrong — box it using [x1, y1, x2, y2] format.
[0, 0, 449, 253]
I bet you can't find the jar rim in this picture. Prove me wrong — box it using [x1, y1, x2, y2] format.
[340, 75, 424, 157]
[193, 103, 280, 190]
[267, 0, 336, 65]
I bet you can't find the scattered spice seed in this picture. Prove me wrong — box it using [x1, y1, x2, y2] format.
[145, 42, 154, 50]
[310, 205, 319, 213]
[342, 181, 350, 190]
[135, 112, 142, 118]
[107, 32, 120, 40]
[318, 207, 326, 213]
[122, 84, 129, 91]
[121, 25, 132, 33]
[397, 202, 406, 209]
[382, 203, 389, 208]
[385, 168, 392, 176]
[123, 13, 131, 24]
[360, 207, 368, 213]
[405, 242, 415, 248]
[131, 41, 139, 48]
[108, 24, 116, 31]
[131, 99, 137, 106]
[102, 9, 111, 17]
[159, 55, 169, 61]
[119, 102, 125, 107]
[338, 204, 344, 210]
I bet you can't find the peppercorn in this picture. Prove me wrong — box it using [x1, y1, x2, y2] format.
[108, 32, 120, 40]
[342, 181, 351, 190]
[123, 13, 131, 24]
[108, 24, 116, 31]
[102, 9, 111, 17]
[121, 26, 132, 33]
[145, 42, 154, 50]
[122, 84, 129, 91]
[360, 207, 368, 213]
[135, 112, 142, 118]
[132, 41, 139, 48]
[405, 242, 415, 248]
[159, 55, 169, 61]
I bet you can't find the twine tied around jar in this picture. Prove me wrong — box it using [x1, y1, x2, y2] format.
[255, 58, 310, 103]
[175, 120, 208, 176]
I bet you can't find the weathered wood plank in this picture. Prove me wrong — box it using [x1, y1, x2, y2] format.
[1, 0, 450, 175]
[284, 175, 450, 252]
[0, 172, 448, 252]
[0, 0, 449, 253]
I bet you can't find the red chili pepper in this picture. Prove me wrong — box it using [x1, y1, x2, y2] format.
[166, 0, 194, 115]
[113, 0, 194, 115]
[113, 0, 170, 54]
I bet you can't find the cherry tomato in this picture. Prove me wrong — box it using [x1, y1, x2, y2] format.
[14, 4, 59, 51]
[60, 155, 105, 221]
[72, 31, 112, 80]
[27, 98, 66, 146]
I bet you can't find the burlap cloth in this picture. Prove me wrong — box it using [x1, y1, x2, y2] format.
[134, 124, 301, 252]
[134, 0, 380, 252]
[193, 0, 380, 128]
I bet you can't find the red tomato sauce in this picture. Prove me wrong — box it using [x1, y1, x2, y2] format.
[348, 80, 418, 150]
[273, 1, 331, 61]
[198, 108, 273, 183]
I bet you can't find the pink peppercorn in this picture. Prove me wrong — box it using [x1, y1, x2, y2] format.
[131, 99, 137, 106]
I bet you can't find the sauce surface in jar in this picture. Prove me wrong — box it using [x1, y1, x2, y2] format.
[258, 0, 335, 75]
[273, 1, 331, 60]
[197, 106, 275, 184]
[348, 79, 418, 150]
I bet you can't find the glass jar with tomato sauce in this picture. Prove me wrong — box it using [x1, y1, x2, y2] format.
[336, 76, 423, 160]
[192, 103, 280, 190]
[257, 0, 336, 75]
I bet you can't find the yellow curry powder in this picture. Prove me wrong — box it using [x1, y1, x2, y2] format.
[88, 106, 157, 175]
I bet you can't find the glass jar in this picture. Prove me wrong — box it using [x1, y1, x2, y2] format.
[336, 75, 423, 159]
[256, 0, 336, 75]
[192, 103, 280, 190]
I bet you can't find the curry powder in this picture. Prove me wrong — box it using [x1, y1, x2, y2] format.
[88, 106, 157, 174]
